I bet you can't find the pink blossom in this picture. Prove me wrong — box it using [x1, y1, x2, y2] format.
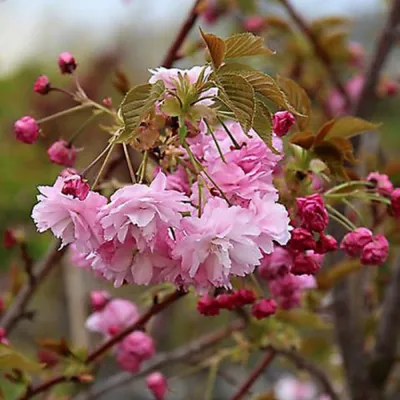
[360, 234, 389, 265]
[58, 52, 77, 74]
[258, 247, 293, 280]
[340, 227, 373, 257]
[252, 298, 277, 319]
[47, 140, 77, 167]
[164, 164, 190, 194]
[316, 234, 338, 254]
[33, 75, 51, 95]
[367, 172, 393, 196]
[14, 116, 40, 144]
[174, 198, 264, 290]
[69, 244, 91, 269]
[98, 172, 190, 251]
[275, 376, 317, 400]
[296, 194, 329, 232]
[269, 274, 309, 309]
[348, 41, 365, 68]
[32, 176, 107, 252]
[118, 330, 155, 361]
[0, 328, 9, 346]
[146, 372, 168, 400]
[273, 111, 295, 137]
[115, 349, 141, 373]
[85, 298, 139, 336]
[61, 175, 90, 201]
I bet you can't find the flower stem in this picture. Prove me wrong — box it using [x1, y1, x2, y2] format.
[122, 143, 136, 183]
[92, 142, 116, 189]
[205, 119, 226, 163]
[37, 103, 92, 124]
[81, 143, 113, 177]
[217, 116, 240, 149]
[68, 113, 99, 144]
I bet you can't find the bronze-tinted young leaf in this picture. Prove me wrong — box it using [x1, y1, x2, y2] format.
[237, 71, 300, 115]
[253, 101, 279, 154]
[320, 31, 348, 59]
[278, 76, 311, 130]
[217, 73, 256, 133]
[314, 119, 337, 145]
[329, 137, 357, 164]
[310, 16, 350, 35]
[118, 80, 165, 143]
[290, 131, 315, 150]
[322, 116, 380, 141]
[313, 141, 350, 180]
[224, 33, 273, 59]
[263, 15, 292, 33]
[0, 344, 44, 373]
[200, 28, 225, 69]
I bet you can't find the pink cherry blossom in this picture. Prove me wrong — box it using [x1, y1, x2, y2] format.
[98, 172, 190, 251]
[272, 111, 295, 137]
[115, 349, 141, 373]
[47, 140, 77, 168]
[118, 330, 155, 362]
[340, 227, 373, 257]
[367, 172, 393, 196]
[258, 247, 293, 281]
[296, 194, 329, 232]
[252, 298, 277, 319]
[146, 372, 168, 400]
[32, 176, 107, 252]
[69, 244, 91, 269]
[360, 234, 389, 265]
[85, 298, 139, 336]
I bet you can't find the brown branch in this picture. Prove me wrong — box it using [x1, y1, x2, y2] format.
[279, 0, 351, 108]
[369, 252, 400, 390]
[0, 240, 66, 334]
[20, 242, 35, 286]
[19, 289, 186, 400]
[274, 347, 340, 400]
[230, 350, 276, 400]
[73, 319, 245, 400]
[161, 0, 201, 68]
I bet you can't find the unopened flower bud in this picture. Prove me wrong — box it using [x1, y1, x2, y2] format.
[47, 140, 77, 167]
[360, 234, 389, 265]
[146, 372, 168, 400]
[243, 15, 265, 34]
[3, 229, 17, 249]
[61, 175, 90, 201]
[14, 116, 40, 144]
[252, 298, 277, 319]
[340, 227, 373, 257]
[289, 228, 316, 252]
[197, 296, 220, 316]
[58, 52, 77, 74]
[296, 194, 329, 233]
[367, 172, 393, 196]
[272, 111, 295, 137]
[33, 75, 51, 95]
[233, 289, 256, 307]
[90, 290, 110, 312]
[316, 234, 338, 254]
[102, 97, 113, 108]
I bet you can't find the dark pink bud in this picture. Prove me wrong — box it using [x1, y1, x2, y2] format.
[115, 346, 141, 373]
[258, 247, 293, 280]
[102, 97, 113, 108]
[367, 172, 393, 196]
[0, 328, 8, 345]
[33, 75, 51, 95]
[233, 289, 256, 307]
[202, 0, 219, 24]
[216, 293, 236, 310]
[243, 15, 265, 34]
[340, 227, 373, 257]
[61, 175, 90, 201]
[146, 372, 168, 400]
[47, 140, 77, 167]
[37, 349, 59, 368]
[197, 296, 220, 316]
[90, 290, 110, 312]
[316, 234, 338, 254]
[296, 194, 329, 232]
[288, 228, 316, 252]
[58, 52, 77, 74]
[14, 116, 40, 144]
[0, 296, 4, 313]
[272, 111, 295, 137]
[381, 80, 398, 97]
[252, 298, 277, 319]
[391, 188, 400, 218]
[291, 251, 322, 275]
[360, 234, 389, 265]
[121, 331, 155, 361]
[3, 229, 17, 249]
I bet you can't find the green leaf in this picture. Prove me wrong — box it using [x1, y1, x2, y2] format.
[277, 76, 311, 130]
[320, 116, 380, 141]
[200, 28, 225, 69]
[253, 101, 279, 154]
[216, 73, 256, 133]
[224, 33, 273, 59]
[161, 97, 181, 117]
[0, 344, 44, 373]
[237, 71, 300, 116]
[118, 80, 165, 142]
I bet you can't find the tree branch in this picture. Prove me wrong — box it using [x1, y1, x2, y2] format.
[279, 0, 351, 108]
[0, 240, 66, 334]
[369, 252, 400, 389]
[73, 319, 245, 400]
[161, 0, 202, 68]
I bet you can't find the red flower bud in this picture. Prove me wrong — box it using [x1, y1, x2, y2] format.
[360, 234, 389, 266]
[61, 175, 90, 201]
[391, 188, 400, 218]
[90, 290, 110, 312]
[233, 289, 256, 307]
[33, 75, 51, 95]
[197, 296, 220, 316]
[48, 140, 77, 167]
[316, 234, 338, 254]
[288, 228, 316, 252]
[3, 229, 17, 249]
[243, 15, 265, 34]
[102, 97, 113, 108]
[340, 227, 373, 257]
[216, 293, 236, 310]
[252, 298, 277, 319]
[146, 371, 168, 400]
[272, 111, 295, 137]
[58, 52, 77, 74]
[296, 194, 329, 232]
[291, 251, 322, 275]
[14, 116, 40, 144]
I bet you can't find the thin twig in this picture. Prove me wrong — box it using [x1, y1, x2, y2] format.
[230, 350, 276, 400]
[122, 143, 136, 183]
[279, 0, 351, 108]
[161, 0, 202, 68]
[73, 319, 245, 400]
[0, 240, 66, 334]
[20, 243, 35, 286]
